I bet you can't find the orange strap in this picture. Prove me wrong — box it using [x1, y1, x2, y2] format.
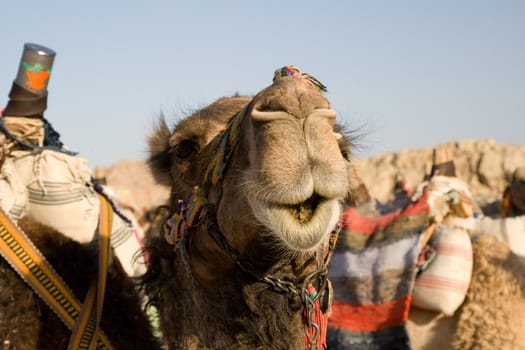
[68, 193, 113, 349]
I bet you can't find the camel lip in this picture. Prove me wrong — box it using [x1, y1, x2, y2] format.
[249, 196, 341, 251]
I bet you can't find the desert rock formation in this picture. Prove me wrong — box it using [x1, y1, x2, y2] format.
[354, 139, 525, 208]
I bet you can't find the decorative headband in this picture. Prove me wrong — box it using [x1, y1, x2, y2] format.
[272, 65, 327, 92]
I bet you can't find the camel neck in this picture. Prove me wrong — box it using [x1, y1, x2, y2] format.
[187, 220, 328, 295]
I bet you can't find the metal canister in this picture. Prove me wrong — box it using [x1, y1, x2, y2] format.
[2, 43, 57, 146]
[13, 43, 56, 96]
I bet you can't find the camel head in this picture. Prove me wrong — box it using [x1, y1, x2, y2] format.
[148, 66, 353, 272]
[145, 66, 356, 349]
[509, 166, 525, 215]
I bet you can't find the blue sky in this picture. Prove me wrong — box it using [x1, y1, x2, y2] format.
[2, 1, 524, 167]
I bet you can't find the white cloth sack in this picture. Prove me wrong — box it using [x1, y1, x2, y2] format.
[6, 149, 146, 276]
[412, 225, 473, 316]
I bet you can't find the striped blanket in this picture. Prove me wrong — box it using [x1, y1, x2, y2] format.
[327, 190, 430, 350]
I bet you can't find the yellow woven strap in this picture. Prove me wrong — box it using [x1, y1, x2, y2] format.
[0, 198, 113, 349]
[68, 193, 113, 350]
[205, 106, 247, 186]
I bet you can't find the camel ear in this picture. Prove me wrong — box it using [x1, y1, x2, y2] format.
[148, 117, 173, 186]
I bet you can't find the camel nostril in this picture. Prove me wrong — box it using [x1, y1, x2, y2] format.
[309, 108, 337, 123]
[250, 108, 293, 122]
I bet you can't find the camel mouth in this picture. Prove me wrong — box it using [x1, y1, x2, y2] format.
[284, 194, 323, 223]
[249, 194, 341, 251]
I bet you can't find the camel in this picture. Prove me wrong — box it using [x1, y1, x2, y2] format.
[407, 167, 525, 349]
[502, 166, 525, 217]
[0, 216, 162, 349]
[1, 123, 160, 349]
[328, 155, 525, 349]
[142, 67, 354, 349]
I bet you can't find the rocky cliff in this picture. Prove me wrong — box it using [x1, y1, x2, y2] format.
[354, 139, 525, 207]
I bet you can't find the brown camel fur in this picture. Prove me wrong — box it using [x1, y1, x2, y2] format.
[0, 217, 162, 349]
[142, 76, 355, 349]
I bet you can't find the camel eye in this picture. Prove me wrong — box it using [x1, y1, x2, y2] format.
[174, 140, 198, 159]
[333, 130, 351, 161]
[338, 140, 351, 161]
[341, 148, 350, 161]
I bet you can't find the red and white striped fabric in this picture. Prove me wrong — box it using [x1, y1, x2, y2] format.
[412, 226, 472, 315]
